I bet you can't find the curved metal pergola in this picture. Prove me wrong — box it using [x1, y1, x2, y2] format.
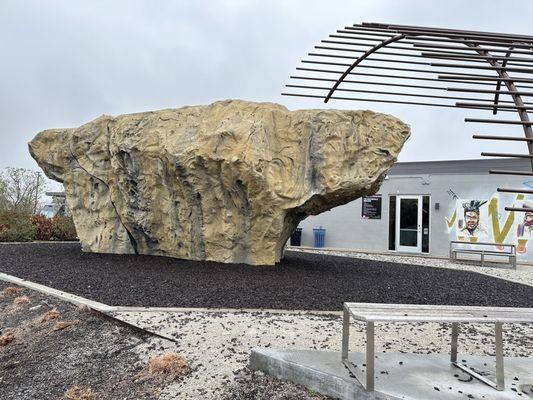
[283, 22, 533, 212]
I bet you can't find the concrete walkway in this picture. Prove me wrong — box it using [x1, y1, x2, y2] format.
[111, 309, 533, 400]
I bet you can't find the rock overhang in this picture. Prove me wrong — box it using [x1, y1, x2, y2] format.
[29, 99, 410, 265]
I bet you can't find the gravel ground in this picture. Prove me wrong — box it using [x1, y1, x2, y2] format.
[289, 247, 533, 287]
[112, 309, 533, 400]
[0, 282, 181, 400]
[0, 282, 324, 400]
[221, 369, 329, 400]
[1, 242, 533, 310]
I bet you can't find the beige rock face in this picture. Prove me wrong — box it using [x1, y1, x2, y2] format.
[29, 100, 410, 265]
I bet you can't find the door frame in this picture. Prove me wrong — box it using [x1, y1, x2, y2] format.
[396, 195, 423, 253]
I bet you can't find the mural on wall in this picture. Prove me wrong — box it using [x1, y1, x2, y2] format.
[460, 200, 488, 237]
[446, 191, 533, 255]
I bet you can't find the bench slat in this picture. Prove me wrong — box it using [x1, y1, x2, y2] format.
[453, 250, 513, 256]
[344, 303, 533, 323]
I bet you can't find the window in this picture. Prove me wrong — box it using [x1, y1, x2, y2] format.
[388, 196, 396, 251]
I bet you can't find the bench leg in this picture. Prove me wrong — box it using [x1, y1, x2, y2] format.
[342, 306, 350, 361]
[366, 321, 375, 391]
[452, 322, 505, 391]
[495, 322, 505, 390]
[450, 322, 459, 363]
[341, 311, 375, 392]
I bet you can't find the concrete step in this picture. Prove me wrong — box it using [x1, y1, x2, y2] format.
[249, 348, 533, 400]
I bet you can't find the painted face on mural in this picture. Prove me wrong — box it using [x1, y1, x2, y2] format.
[525, 211, 533, 227]
[465, 211, 480, 231]
[523, 202, 533, 228]
[461, 200, 487, 236]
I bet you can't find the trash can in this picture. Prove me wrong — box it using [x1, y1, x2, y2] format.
[313, 227, 326, 248]
[290, 228, 302, 246]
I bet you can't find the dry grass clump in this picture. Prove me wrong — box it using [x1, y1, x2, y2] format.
[148, 352, 188, 379]
[62, 385, 95, 400]
[50, 320, 79, 332]
[13, 296, 30, 307]
[39, 309, 61, 323]
[0, 332, 16, 346]
[0, 286, 23, 297]
[76, 304, 92, 313]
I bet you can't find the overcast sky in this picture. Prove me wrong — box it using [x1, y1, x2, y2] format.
[2, 0, 533, 186]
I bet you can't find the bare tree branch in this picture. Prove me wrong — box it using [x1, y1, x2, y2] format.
[0, 167, 48, 214]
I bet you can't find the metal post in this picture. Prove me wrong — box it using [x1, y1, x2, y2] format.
[495, 322, 505, 390]
[451, 322, 459, 363]
[342, 306, 350, 361]
[366, 321, 375, 391]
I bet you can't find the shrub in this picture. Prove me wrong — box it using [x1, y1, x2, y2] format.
[32, 214, 54, 241]
[51, 215, 77, 241]
[0, 212, 77, 242]
[0, 211, 36, 242]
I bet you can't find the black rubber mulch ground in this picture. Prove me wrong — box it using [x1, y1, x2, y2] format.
[0, 243, 532, 310]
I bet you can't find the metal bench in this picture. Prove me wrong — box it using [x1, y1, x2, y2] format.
[449, 240, 516, 268]
[342, 302, 533, 392]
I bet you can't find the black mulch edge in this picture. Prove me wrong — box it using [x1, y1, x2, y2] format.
[0, 243, 532, 310]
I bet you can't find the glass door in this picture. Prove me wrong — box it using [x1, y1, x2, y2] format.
[396, 195, 422, 253]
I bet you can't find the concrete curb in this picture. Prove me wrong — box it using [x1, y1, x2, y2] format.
[0, 272, 180, 342]
[0, 272, 111, 312]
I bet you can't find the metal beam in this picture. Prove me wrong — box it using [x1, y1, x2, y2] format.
[466, 118, 533, 125]
[288, 84, 511, 103]
[440, 75, 533, 84]
[482, 152, 533, 159]
[361, 22, 533, 42]
[457, 102, 533, 110]
[282, 92, 459, 108]
[473, 134, 533, 142]
[412, 41, 533, 56]
[498, 188, 533, 194]
[490, 170, 533, 176]
[447, 87, 533, 96]
[296, 67, 503, 87]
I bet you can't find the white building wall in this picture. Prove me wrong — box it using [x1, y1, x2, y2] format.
[297, 168, 533, 260]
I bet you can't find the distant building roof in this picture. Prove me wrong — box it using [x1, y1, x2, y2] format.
[389, 158, 531, 176]
[45, 191, 66, 197]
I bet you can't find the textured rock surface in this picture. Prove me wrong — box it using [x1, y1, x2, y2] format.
[29, 100, 410, 265]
